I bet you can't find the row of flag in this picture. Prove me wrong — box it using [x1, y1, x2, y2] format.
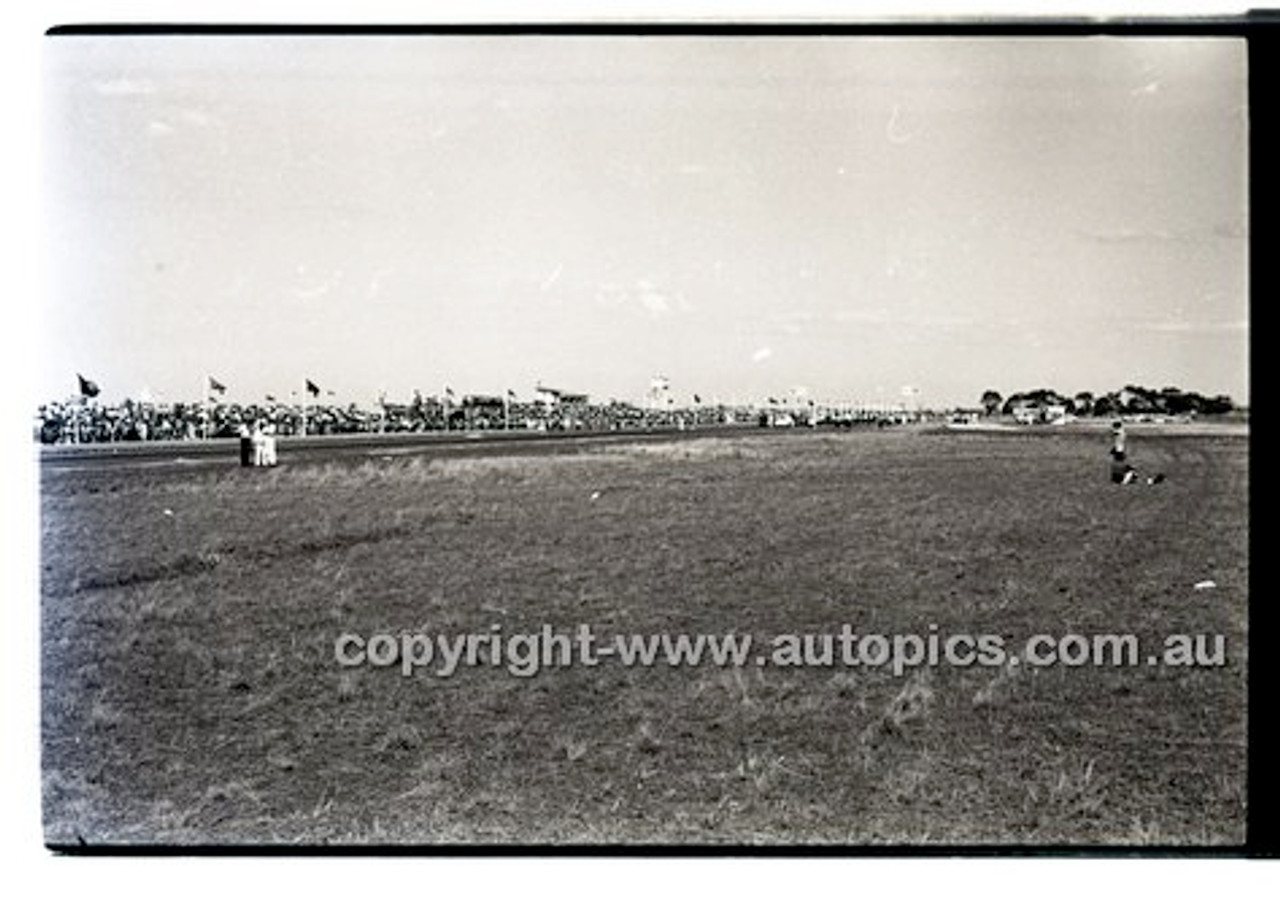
[76, 374, 329, 403]
[74, 376, 485, 406]
[75, 375, 720, 406]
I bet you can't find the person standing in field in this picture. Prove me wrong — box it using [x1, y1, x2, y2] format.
[1110, 419, 1134, 483]
[1109, 418, 1165, 485]
[239, 422, 253, 467]
[251, 420, 267, 467]
[263, 422, 278, 466]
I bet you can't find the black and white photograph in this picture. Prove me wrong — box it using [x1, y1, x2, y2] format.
[34, 19, 1251, 850]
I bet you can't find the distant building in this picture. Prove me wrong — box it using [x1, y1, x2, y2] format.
[1009, 398, 1069, 425]
[1011, 401, 1040, 425]
[534, 385, 589, 408]
[646, 376, 671, 411]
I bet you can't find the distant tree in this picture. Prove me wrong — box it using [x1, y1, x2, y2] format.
[1093, 394, 1118, 417]
[1204, 394, 1234, 415]
[1159, 388, 1195, 415]
[980, 389, 1003, 416]
[1119, 384, 1156, 413]
[1072, 391, 1094, 415]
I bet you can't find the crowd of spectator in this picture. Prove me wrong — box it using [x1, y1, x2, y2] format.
[34, 396, 748, 445]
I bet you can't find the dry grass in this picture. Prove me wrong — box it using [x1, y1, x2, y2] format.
[40, 427, 1248, 846]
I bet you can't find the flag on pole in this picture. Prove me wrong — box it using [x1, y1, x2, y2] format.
[208, 375, 227, 395]
[77, 373, 100, 398]
[305, 379, 321, 397]
[693, 394, 701, 404]
[445, 386, 455, 398]
[265, 394, 277, 403]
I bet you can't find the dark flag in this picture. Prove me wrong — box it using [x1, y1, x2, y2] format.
[305, 379, 321, 397]
[77, 374, 100, 398]
[208, 375, 227, 395]
[265, 394, 277, 403]
[507, 389, 517, 399]
[693, 394, 701, 404]
[445, 386, 455, 397]
[767, 397, 778, 405]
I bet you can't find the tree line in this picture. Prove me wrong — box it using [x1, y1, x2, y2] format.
[978, 385, 1236, 417]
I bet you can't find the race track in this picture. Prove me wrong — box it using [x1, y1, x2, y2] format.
[36, 424, 762, 472]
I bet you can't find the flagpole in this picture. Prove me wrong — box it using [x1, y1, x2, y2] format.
[302, 379, 308, 437]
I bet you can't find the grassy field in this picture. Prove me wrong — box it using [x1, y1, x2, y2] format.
[40, 425, 1248, 846]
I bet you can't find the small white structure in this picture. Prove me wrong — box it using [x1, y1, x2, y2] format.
[646, 376, 671, 411]
[534, 385, 589, 408]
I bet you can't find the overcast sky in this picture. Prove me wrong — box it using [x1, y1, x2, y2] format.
[41, 34, 1248, 408]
